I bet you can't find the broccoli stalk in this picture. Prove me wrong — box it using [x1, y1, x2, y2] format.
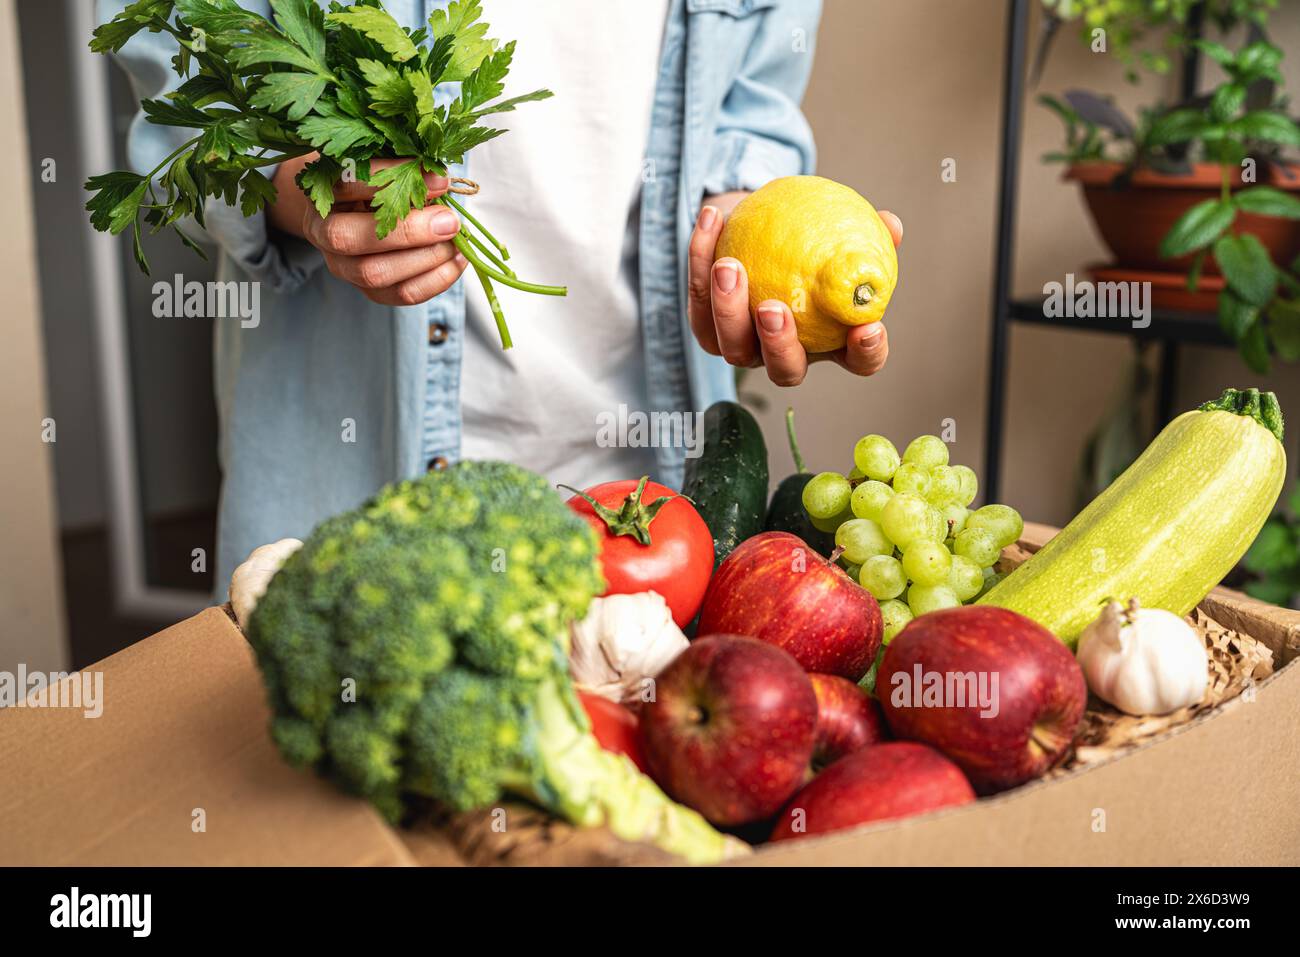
[248, 460, 746, 865]
[512, 678, 747, 863]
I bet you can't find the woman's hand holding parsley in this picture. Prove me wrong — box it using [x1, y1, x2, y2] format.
[687, 190, 904, 386]
[271, 155, 469, 307]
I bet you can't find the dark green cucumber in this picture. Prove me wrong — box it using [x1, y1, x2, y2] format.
[682, 401, 768, 566]
[763, 408, 836, 555]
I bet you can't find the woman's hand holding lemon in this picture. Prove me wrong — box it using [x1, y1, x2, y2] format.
[688, 176, 903, 387]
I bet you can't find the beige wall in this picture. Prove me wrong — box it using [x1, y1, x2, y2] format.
[0, 0, 68, 672]
[751, 0, 1300, 526]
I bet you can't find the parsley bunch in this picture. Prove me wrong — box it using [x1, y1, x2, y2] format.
[87, 0, 564, 348]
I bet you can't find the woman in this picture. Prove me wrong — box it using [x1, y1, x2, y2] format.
[104, 0, 901, 589]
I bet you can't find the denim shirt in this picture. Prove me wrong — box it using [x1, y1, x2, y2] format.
[102, 0, 820, 590]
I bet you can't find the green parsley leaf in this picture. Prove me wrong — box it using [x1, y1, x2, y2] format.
[270, 0, 327, 68]
[296, 156, 343, 219]
[249, 72, 328, 121]
[238, 169, 278, 217]
[298, 101, 383, 156]
[428, 0, 495, 81]
[357, 58, 415, 116]
[85, 171, 149, 235]
[367, 159, 428, 239]
[327, 6, 418, 63]
[455, 39, 513, 114]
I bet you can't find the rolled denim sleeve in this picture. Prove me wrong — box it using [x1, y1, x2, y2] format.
[98, 0, 324, 292]
[702, 0, 821, 195]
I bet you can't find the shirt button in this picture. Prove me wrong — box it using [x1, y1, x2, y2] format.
[428, 322, 449, 345]
[426, 455, 450, 473]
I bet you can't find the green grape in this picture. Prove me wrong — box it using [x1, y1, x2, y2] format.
[940, 503, 970, 538]
[852, 435, 900, 482]
[841, 561, 862, 581]
[907, 583, 960, 616]
[835, 518, 894, 564]
[802, 471, 852, 519]
[948, 554, 984, 602]
[977, 567, 1006, 599]
[811, 505, 853, 533]
[879, 599, 914, 643]
[901, 541, 951, 587]
[954, 526, 1001, 567]
[860, 554, 906, 600]
[966, 503, 1025, 549]
[880, 493, 931, 549]
[847, 465, 866, 481]
[850, 479, 894, 522]
[951, 465, 979, 507]
[923, 505, 948, 544]
[891, 462, 931, 497]
[902, 434, 949, 469]
[925, 465, 963, 505]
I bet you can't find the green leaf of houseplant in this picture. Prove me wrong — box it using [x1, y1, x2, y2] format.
[1243, 519, 1298, 574]
[1160, 198, 1235, 258]
[1208, 83, 1246, 123]
[1238, 318, 1272, 373]
[1267, 299, 1300, 362]
[1192, 39, 1236, 68]
[1234, 186, 1300, 219]
[1218, 288, 1259, 340]
[1230, 111, 1300, 146]
[1145, 107, 1207, 146]
[1214, 233, 1278, 306]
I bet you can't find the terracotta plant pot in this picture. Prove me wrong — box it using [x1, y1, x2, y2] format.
[1067, 161, 1300, 275]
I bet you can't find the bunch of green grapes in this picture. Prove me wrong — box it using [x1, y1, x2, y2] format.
[800, 433, 1023, 646]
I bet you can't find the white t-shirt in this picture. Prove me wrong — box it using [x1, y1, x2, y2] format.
[459, 0, 669, 489]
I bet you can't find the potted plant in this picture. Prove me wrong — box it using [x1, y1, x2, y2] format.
[1040, 21, 1300, 370]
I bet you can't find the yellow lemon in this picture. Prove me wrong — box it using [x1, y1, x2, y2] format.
[715, 176, 898, 353]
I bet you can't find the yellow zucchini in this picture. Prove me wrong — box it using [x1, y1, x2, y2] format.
[980, 388, 1287, 646]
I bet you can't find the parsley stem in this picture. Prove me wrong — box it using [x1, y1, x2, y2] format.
[460, 227, 514, 277]
[144, 136, 204, 183]
[440, 194, 508, 260]
[469, 263, 512, 350]
[454, 236, 566, 296]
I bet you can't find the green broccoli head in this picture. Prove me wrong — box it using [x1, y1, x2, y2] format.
[247, 460, 745, 862]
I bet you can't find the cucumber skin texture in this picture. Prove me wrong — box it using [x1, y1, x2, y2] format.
[765, 473, 836, 555]
[682, 402, 769, 567]
[979, 409, 1286, 646]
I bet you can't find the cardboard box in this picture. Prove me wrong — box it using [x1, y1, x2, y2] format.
[2, 525, 1298, 866]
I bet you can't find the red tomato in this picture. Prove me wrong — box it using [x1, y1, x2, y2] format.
[579, 692, 649, 773]
[564, 477, 714, 627]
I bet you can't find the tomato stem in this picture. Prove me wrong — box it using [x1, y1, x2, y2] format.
[558, 476, 692, 546]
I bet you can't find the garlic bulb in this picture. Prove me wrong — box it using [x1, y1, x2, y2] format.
[569, 592, 689, 707]
[229, 538, 303, 628]
[1076, 598, 1207, 716]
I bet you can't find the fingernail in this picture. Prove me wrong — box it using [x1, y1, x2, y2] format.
[714, 261, 738, 293]
[698, 205, 718, 231]
[757, 303, 785, 333]
[429, 208, 459, 237]
[860, 324, 883, 346]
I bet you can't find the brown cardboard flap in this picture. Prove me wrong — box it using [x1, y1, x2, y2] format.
[0, 607, 414, 866]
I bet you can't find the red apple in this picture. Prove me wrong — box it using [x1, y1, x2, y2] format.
[808, 673, 888, 771]
[696, 531, 882, 681]
[579, 692, 649, 774]
[638, 634, 817, 826]
[770, 742, 974, 841]
[877, 606, 1087, 794]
